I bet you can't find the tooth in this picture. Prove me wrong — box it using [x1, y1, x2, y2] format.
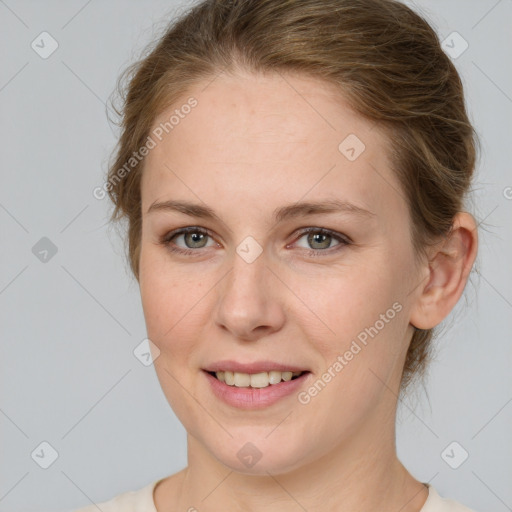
[234, 372, 251, 387]
[216, 370, 304, 387]
[268, 371, 282, 385]
[250, 372, 270, 388]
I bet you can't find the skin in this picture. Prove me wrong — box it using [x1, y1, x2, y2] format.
[137, 69, 478, 512]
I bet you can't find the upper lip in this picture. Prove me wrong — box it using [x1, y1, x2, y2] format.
[203, 360, 309, 374]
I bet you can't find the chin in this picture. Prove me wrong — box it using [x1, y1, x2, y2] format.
[203, 429, 311, 476]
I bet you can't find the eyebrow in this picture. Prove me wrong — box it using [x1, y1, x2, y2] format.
[146, 199, 375, 225]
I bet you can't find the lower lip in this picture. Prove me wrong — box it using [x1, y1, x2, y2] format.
[203, 370, 311, 410]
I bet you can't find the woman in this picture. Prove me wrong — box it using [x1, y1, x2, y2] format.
[76, 0, 479, 510]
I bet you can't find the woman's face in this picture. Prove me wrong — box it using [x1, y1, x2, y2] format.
[139, 70, 421, 474]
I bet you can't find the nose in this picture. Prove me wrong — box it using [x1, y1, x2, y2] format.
[214, 250, 286, 342]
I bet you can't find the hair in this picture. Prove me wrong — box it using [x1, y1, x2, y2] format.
[105, 0, 479, 393]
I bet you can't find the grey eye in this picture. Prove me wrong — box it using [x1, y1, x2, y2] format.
[296, 230, 341, 250]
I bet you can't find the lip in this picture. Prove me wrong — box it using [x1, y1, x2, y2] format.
[203, 359, 309, 374]
[203, 369, 311, 410]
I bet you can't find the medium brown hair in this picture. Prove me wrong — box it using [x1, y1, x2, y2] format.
[106, 0, 479, 392]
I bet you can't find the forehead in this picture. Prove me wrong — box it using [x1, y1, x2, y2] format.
[141, 70, 402, 220]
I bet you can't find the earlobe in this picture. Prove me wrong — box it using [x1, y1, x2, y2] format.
[409, 212, 478, 330]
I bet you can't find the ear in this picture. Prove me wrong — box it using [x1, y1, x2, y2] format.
[409, 212, 478, 330]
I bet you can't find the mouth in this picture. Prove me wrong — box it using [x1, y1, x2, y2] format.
[201, 360, 312, 409]
[205, 370, 308, 389]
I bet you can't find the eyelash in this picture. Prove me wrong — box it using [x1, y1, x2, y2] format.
[159, 226, 351, 257]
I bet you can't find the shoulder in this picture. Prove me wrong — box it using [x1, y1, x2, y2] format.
[72, 478, 164, 512]
[422, 485, 478, 512]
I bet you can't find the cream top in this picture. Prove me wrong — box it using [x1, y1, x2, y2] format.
[73, 479, 477, 512]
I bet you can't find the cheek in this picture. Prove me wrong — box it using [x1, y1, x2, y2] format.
[299, 262, 398, 332]
[139, 246, 183, 342]
[139, 245, 213, 367]
[138, 250, 218, 438]
[293, 268, 406, 436]
[293, 261, 408, 382]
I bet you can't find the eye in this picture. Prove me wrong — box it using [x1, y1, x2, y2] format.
[160, 227, 217, 256]
[292, 227, 351, 255]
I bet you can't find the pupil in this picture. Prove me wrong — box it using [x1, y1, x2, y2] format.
[310, 232, 330, 249]
[187, 232, 206, 248]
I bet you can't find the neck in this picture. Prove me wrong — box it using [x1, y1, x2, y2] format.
[161, 396, 428, 512]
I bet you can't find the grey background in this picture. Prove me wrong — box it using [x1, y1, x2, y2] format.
[0, 1, 511, 511]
